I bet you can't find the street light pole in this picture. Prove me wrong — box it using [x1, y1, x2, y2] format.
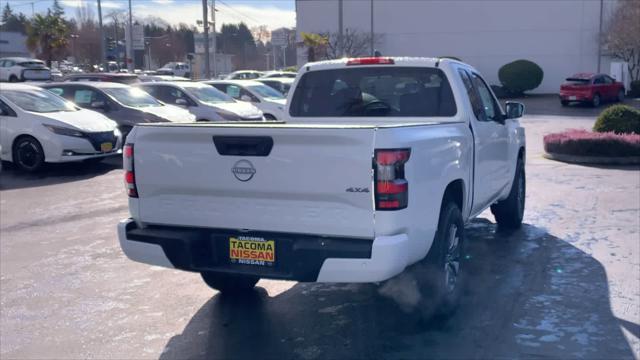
[338, 0, 343, 57]
[97, 0, 106, 71]
[70, 34, 79, 63]
[211, 0, 217, 78]
[202, 0, 210, 79]
[126, 0, 134, 73]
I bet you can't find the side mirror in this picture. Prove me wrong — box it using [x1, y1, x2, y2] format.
[505, 101, 524, 119]
[175, 98, 188, 106]
[240, 94, 253, 102]
[90, 101, 106, 110]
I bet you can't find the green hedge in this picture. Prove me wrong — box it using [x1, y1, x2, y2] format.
[498, 59, 544, 95]
[629, 80, 640, 98]
[593, 105, 640, 134]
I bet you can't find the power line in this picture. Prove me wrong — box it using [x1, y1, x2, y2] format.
[217, 0, 261, 25]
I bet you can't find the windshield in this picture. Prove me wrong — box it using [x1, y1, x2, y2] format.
[2, 89, 77, 113]
[248, 84, 285, 100]
[289, 67, 457, 117]
[102, 87, 162, 108]
[186, 86, 234, 104]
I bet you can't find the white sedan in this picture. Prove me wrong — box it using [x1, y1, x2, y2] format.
[203, 80, 287, 120]
[0, 84, 122, 172]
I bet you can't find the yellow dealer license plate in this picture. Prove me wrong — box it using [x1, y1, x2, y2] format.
[101, 142, 113, 152]
[229, 236, 275, 266]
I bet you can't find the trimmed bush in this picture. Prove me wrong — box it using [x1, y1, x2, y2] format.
[490, 85, 508, 99]
[593, 105, 640, 134]
[544, 129, 640, 157]
[498, 59, 544, 95]
[629, 80, 640, 98]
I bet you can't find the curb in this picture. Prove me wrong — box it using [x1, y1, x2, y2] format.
[543, 152, 640, 165]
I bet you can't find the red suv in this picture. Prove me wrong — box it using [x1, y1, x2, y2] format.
[559, 73, 625, 107]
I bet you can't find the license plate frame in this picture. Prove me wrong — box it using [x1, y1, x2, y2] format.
[229, 236, 276, 267]
[569, 96, 577, 101]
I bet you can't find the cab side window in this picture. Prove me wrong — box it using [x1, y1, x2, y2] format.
[469, 72, 500, 122]
[458, 69, 486, 121]
[71, 87, 107, 108]
[593, 76, 604, 85]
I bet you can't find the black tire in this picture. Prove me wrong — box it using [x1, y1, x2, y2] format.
[591, 93, 601, 107]
[9, 75, 19, 83]
[560, 100, 569, 107]
[12, 136, 45, 172]
[617, 89, 625, 103]
[201, 272, 259, 294]
[491, 156, 525, 229]
[405, 200, 465, 320]
[264, 114, 277, 121]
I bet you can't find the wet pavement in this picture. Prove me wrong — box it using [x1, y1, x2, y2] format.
[1, 113, 639, 359]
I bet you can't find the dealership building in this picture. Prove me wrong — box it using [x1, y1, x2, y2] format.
[295, 0, 624, 93]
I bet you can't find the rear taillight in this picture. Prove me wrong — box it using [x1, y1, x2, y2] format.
[123, 143, 138, 198]
[374, 149, 410, 210]
[346, 57, 395, 66]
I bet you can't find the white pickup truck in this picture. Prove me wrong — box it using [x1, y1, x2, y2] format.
[117, 57, 526, 314]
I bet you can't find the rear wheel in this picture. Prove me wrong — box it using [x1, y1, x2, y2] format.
[560, 100, 569, 106]
[201, 272, 259, 294]
[8, 75, 18, 82]
[491, 156, 525, 229]
[12, 136, 45, 172]
[591, 93, 601, 107]
[617, 89, 625, 102]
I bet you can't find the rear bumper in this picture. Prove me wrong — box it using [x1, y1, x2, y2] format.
[559, 93, 592, 101]
[117, 218, 410, 283]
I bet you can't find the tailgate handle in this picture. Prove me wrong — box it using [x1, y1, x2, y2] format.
[212, 136, 274, 157]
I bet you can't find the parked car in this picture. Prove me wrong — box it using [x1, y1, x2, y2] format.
[559, 73, 625, 107]
[40, 82, 195, 138]
[117, 57, 526, 319]
[203, 80, 287, 120]
[260, 71, 297, 79]
[256, 77, 295, 95]
[138, 75, 192, 83]
[155, 62, 191, 78]
[0, 83, 122, 171]
[224, 70, 264, 80]
[137, 81, 263, 122]
[63, 73, 141, 85]
[0, 57, 51, 82]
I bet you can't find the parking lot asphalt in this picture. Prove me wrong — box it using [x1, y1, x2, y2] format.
[1, 112, 639, 359]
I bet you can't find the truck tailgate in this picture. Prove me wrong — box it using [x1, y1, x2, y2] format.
[133, 125, 376, 238]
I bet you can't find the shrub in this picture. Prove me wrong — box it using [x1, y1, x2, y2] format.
[629, 80, 640, 98]
[593, 105, 640, 134]
[490, 85, 508, 99]
[498, 59, 544, 95]
[544, 129, 640, 157]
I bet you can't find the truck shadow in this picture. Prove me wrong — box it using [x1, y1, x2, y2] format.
[160, 220, 635, 359]
[0, 157, 122, 191]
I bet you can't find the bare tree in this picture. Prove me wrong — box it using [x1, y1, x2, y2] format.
[322, 28, 381, 59]
[603, 0, 640, 81]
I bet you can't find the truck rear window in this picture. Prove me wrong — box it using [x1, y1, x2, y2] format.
[289, 67, 456, 117]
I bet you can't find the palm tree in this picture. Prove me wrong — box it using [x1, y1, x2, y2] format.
[26, 12, 68, 66]
[301, 32, 328, 62]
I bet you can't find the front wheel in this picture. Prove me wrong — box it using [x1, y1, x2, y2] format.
[560, 100, 569, 107]
[491, 157, 525, 229]
[12, 136, 45, 172]
[201, 272, 259, 294]
[591, 93, 601, 107]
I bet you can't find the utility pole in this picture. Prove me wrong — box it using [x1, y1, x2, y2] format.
[338, 0, 344, 58]
[202, 0, 210, 79]
[98, 0, 106, 71]
[370, 0, 374, 56]
[126, 0, 134, 73]
[211, 0, 217, 78]
[597, 0, 603, 73]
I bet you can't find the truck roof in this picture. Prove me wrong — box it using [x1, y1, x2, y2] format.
[301, 57, 462, 72]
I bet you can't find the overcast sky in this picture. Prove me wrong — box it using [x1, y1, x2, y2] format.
[4, 0, 296, 31]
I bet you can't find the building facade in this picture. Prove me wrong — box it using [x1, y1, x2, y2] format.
[296, 0, 620, 93]
[0, 32, 31, 58]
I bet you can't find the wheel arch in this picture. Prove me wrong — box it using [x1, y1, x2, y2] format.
[442, 179, 465, 213]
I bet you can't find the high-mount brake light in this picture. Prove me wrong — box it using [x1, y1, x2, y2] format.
[346, 57, 395, 66]
[374, 149, 410, 210]
[123, 143, 138, 198]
